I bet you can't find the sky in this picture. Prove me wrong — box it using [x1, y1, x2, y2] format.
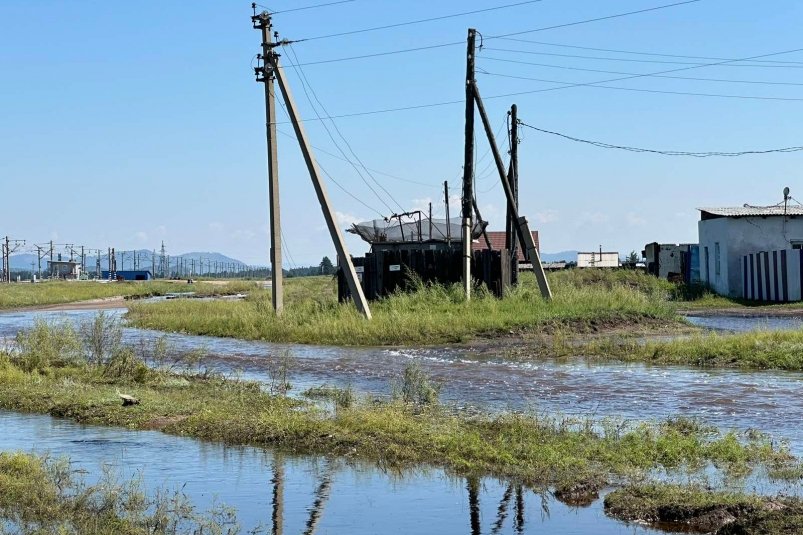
[2, 0, 803, 266]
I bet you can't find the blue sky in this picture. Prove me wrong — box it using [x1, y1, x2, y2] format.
[3, 0, 803, 266]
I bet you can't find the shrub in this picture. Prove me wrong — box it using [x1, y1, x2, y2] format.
[80, 311, 123, 366]
[392, 361, 440, 405]
[13, 320, 83, 372]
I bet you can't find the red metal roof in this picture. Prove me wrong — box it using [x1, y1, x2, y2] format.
[472, 231, 539, 262]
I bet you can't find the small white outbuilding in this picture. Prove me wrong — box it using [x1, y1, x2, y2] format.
[698, 206, 803, 298]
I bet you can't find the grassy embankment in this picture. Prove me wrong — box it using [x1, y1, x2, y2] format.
[127, 270, 681, 346]
[605, 484, 803, 534]
[0, 451, 240, 534]
[0, 320, 799, 492]
[0, 280, 254, 310]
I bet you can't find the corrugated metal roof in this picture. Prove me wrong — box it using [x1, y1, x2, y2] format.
[472, 231, 539, 262]
[698, 206, 803, 217]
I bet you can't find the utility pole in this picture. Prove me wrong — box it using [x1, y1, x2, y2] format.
[50, 241, 54, 279]
[254, 7, 284, 313]
[472, 82, 552, 300]
[506, 104, 520, 285]
[461, 28, 477, 300]
[255, 8, 371, 319]
[428, 202, 433, 240]
[3, 237, 25, 283]
[444, 180, 451, 244]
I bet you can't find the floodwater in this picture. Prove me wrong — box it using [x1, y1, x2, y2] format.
[0, 410, 670, 534]
[685, 314, 803, 332]
[1, 308, 802, 455]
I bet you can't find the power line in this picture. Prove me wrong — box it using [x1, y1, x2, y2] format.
[285, 44, 406, 212]
[276, 129, 438, 188]
[275, 99, 387, 218]
[478, 57, 803, 86]
[280, 50, 400, 214]
[256, 1, 356, 15]
[290, 0, 701, 66]
[487, 0, 702, 40]
[476, 45, 803, 101]
[481, 47, 803, 69]
[493, 37, 803, 66]
[297, 0, 546, 42]
[478, 69, 803, 101]
[517, 121, 803, 157]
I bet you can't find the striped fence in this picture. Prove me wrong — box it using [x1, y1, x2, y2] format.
[742, 249, 803, 302]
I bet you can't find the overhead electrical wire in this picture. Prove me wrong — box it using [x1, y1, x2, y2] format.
[480, 47, 803, 68]
[476, 45, 803, 101]
[478, 69, 803, 101]
[517, 121, 803, 157]
[255, 1, 356, 15]
[493, 37, 803, 66]
[285, 44, 406, 213]
[296, 0, 546, 42]
[478, 57, 803, 86]
[290, 0, 701, 66]
[274, 100, 386, 218]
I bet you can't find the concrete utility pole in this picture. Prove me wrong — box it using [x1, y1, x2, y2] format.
[3, 237, 25, 283]
[50, 241, 54, 279]
[461, 28, 477, 300]
[444, 180, 451, 244]
[254, 8, 284, 313]
[255, 9, 371, 319]
[472, 82, 552, 300]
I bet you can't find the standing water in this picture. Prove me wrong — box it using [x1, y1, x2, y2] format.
[1, 308, 802, 455]
[0, 410, 670, 534]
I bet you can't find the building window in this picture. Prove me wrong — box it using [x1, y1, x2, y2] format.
[714, 242, 721, 276]
[791, 240, 803, 250]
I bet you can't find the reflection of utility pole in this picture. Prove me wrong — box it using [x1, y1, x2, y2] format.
[303, 463, 333, 535]
[514, 485, 525, 534]
[491, 484, 514, 535]
[271, 456, 284, 535]
[467, 476, 481, 535]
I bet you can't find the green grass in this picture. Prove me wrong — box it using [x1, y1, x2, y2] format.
[127, 271, 680, 346]
[605, 483, 803, 534]
[0, 451, 240, 534]
[0, 349, 795, 490]
[0, 280, 255, 310]
[546, 329, 803, 371]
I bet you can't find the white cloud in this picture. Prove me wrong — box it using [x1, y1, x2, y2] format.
[335, 211, 362, 226]
[534, 209, 559, 224]
[231, 229, 256, 241]
[134, 231, 148, 243]
[625, 212, 646, 227]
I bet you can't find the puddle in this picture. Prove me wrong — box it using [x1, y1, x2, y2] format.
[685, 315, 803, 332]
[0, 410, 676, 534]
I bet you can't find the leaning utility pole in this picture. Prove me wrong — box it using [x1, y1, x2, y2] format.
[254, 8, 284, 313]
[461, 28, 477, 300]
[253, 7, 371, 319]
[506, 104, 520, 285]
[472, 82, 552, 299]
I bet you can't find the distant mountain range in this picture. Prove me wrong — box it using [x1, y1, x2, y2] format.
[8, 250, 250, 272]
[539, 250, 578, 263]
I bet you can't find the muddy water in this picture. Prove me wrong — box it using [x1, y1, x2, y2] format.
[685, 314, 803, 332]
[1, 309, 802, 455]
[0, 410, 669, 534]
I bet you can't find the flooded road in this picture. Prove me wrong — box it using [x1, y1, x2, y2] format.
[685, 314, 803, 332]
[0, 409, 677, 534]
[1, 308, 802, 456]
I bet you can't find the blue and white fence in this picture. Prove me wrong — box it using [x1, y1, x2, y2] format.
[742, 249, 803, 302]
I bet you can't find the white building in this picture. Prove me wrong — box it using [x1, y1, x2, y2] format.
[577, 251, 619, 268]
[698, 206, 803, 297]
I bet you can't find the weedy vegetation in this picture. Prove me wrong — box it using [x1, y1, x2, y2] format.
[0, 280, 254, 310]
[0, 319, 799, 493]
[0, 451, 253, 535]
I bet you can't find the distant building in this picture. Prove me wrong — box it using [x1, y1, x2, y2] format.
[48, 260, 81, 280]
[698, 206, 803, 298]
[101, 270, 153, 281]
[472, 231, 539, 270]
[577, 251, 619, 268]
[644, 243, 700, 283]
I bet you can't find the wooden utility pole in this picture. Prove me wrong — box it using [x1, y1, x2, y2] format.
[506, 104, 520, 284]
[254, 11, 285, 313]
[259, 21, 372, 319]
[461, 28, 477, 300]
[444, 180, 451, 244]
[472, 82, 552, 300]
